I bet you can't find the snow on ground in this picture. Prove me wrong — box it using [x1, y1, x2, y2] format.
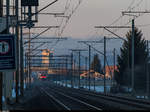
[2, 96, 5, 102]
[24, 83, 26, 89]
[12, 88, 16, 98]
[54, 81, 149, 99]
[136, 95, 149, 99]
[11, 82, 27, 98]
[53, 81, 111, 93]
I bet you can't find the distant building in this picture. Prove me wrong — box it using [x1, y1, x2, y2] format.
[105, 65, 118, 79]
[80, 65, 118, 80]
[80, 70, 104, 79]
[42, 49, 53, 67]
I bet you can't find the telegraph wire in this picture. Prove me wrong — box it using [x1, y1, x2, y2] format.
[50, 0, 83, 49]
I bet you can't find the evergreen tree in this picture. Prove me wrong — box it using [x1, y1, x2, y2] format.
[91, 54, 102, 73]
[114, 28, 149, 92]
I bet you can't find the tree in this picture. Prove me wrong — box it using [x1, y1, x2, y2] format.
[114, 28, 149, 92]
[91, 54, 102, 73]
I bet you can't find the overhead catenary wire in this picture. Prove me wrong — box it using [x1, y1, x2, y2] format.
[127, 0, 136, 11]
[50, 0, 83, 49]
[105, 0, 146, 37]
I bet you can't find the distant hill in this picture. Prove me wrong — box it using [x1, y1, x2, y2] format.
[25, 36, 124, 67]
[52, 37, 123, 66]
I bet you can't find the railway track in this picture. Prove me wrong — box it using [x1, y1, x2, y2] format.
[75, 88, 150, 110]
[39, 87, 71, 110]
[21, 85, 61, 110]
[39, 86, 102, 110]
[46, 83, 150, 110]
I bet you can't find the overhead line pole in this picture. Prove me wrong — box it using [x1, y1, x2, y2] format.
[0, 0, 2, 102]
[28, 28, 31, 88]
[85, 57, 88, 89]
[15, 0, 19, 103]
[0, 0, 9, 109]
[20, 6, 24, 97]
[94, 26, 132, 93]
[69, 49, 87, 89]
[122, 11, 150, 96]
[79, 51, 81, 88]
[0, 71, 2, 111]
[113, 48, 116, 86]
[146, 40, 149, 98]
[78, 40, 113, 93]
[6, 0, 10, 33]
[89, 45, 91, 91]
[71, 52, 73, 88]
[131, 19, 135, 95]
[65, 57, 68, 87]
[104, 36, 106, 94]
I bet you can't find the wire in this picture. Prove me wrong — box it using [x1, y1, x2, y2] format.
[106, 0, 145, 37]
[127, 0, 136, 11]
[50, 0, 83, 49]
[109, 15, 124, 26]
[136, 23, 150, 27]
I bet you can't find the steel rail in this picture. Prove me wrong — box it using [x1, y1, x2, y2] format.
[59, 86, 150, 110]
[45, 87, 102, 110]
[39, 87, 71, 110]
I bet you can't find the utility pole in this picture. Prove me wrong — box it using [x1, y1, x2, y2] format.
[78, 40, 104, 91]
[0, 0, 3, 110]
[78, 51, 81, 88]
[128, 42, 130, 91]
[6, 0, 10, 33]
[89, 45, 91, 91]
[0, 72, 2, 111]
[122, 11, 150, 95]
[20, 7, 24, 97]
[26, 53, 28, 86]
[28, 5, 32, 88]
[95, 25, 136, 94]
[113, 48, 116, 86]
[73, 59, 76, 88]
[131, 19, 135, 95]
[25, 53, 27, 86]
[69, 49, 87, 89]
[56, 64, 58, 85]
[146, 40, 149, 98]
[104, 36, 106, 94]
[85, 57, 88, 89]
[0, 0, 2, 17]
[15, 0, 19, 103]
[71, 53, 73, 88]
[93, 53, 95, 91]
[59, 63, 61, 86]
[28, 28, 31, 88]
[65, 57, 68, 87]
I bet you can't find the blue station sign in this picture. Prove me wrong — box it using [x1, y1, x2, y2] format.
[0, 35, 16, 71]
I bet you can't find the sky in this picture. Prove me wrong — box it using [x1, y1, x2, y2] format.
[32, 0, 150, 40]
[22, 0, 150, 65]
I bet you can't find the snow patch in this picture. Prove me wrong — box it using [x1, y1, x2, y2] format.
[12, 88, 16, 98]
[2, 96, 5, 102]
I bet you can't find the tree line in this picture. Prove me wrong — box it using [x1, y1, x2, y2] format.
[90, 28, 150, 93]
